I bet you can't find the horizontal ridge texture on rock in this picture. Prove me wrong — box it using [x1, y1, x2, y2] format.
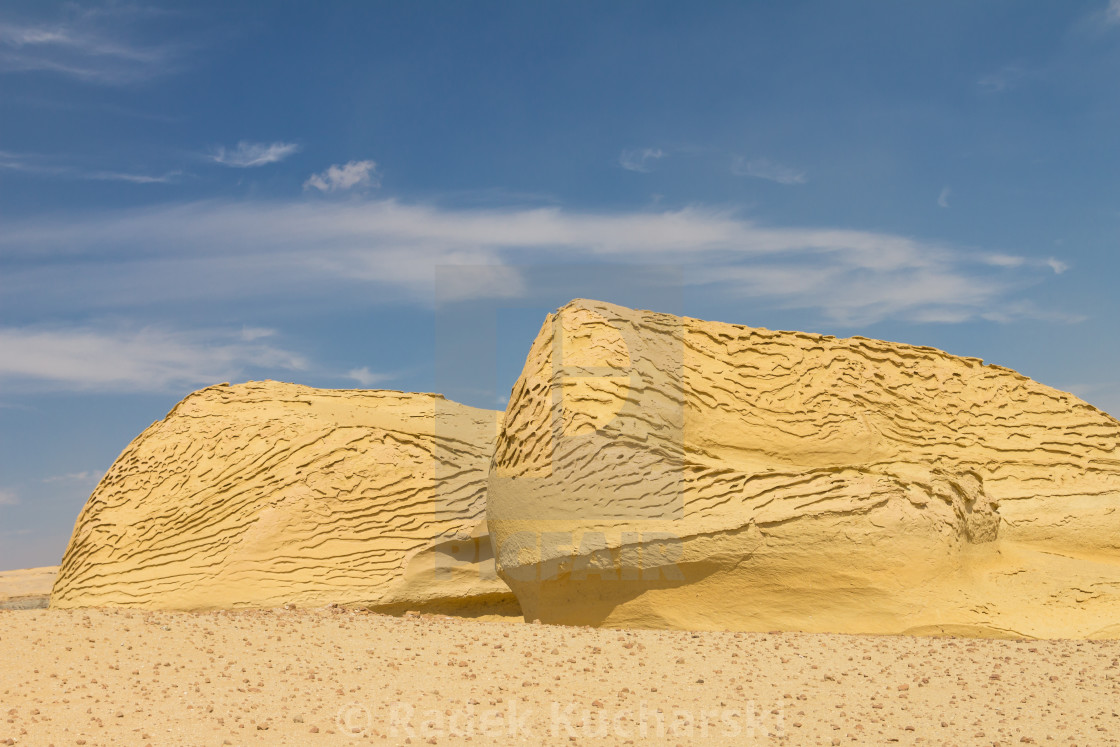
[52, 382, 515, 613]
[487, 299, 1120, 637]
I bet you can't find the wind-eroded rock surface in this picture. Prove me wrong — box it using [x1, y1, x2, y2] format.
[487, 299, 1120, 638]
[52, 382, 516, 613]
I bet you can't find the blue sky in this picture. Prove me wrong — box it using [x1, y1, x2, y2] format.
[2, 1, 1120, 569]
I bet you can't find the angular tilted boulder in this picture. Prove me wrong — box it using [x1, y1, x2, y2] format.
[52, 381, 516, 614]
[487, 299, 1120, 638]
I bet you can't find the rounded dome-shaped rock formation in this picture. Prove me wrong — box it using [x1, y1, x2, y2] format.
[486, 299, 1120, 638]
[52, 381, 515, 614]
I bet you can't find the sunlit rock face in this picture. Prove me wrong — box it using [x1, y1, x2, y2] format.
[52, 381, 517, 615]
[487, 299, 1120, 638]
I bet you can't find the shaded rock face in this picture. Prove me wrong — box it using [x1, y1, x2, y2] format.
[52, 382, 516, 614]
[487, 299, 1120, 638]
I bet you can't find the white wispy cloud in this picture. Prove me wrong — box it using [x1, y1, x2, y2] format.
[1046, 258, 1069, 274]
[982, 254, 1068, 276]
[618, 148, 665, 173]
[42, 471, 100, 485]
[977, 64, 1025, 93]
[1108, 0, 1120, 24]
[978, 299, 1086, 325]
[0, 7, 186, 85]
[208, 141, 300, 168]
[0, 150, 179, 183]
[239, 326, 277, 341]
[731, 157, 807, 185]
[345, 367, 395, 388]
[0, 325, 307, 393]
[304, 160, 379, 192]
[0, 198, 1071, 327]
[938, 187, 951, 208]
[984, 253, 1025, 268]
[0, 489, 17, 506]
[85, 170, 181, 184]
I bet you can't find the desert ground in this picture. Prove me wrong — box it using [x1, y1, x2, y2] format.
[2, 606, 1118, 746]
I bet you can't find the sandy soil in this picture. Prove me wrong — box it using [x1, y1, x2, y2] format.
[2, 608, 1118, 746]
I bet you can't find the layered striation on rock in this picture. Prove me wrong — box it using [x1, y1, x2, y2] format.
[487, 299, 1120, 638]
[52, 382, 516, 613]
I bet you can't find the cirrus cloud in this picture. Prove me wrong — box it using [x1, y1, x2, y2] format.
[618, 148, 665, 173]
[0, 324, 307, 393]
[0, 196, 1074, 328]
[0, 149, 180, 183]
[208, 141, 300, 168]
[0, 6, 189, 85]
[345, 366, 395, 388]
[731, 156, 807, 185]
[304, 160, 380, 192]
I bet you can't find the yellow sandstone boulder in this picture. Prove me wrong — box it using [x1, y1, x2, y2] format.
[487, 299, 1120, 638]
[52, 381, 516, 614]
